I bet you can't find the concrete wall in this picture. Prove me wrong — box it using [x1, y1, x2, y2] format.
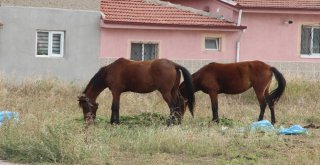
[0, 0, 99, 10]
[0, 6, 101, 82]
[100, 58, 320, 80]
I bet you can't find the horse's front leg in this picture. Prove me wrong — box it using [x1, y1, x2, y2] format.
[161, 91, 180, 126]
[110, 92, 121, 124]
[209, 92, 219, 123]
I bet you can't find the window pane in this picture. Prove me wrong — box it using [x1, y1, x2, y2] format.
[205, 38, 218, 50]
[301, 26, 312, 54]
[131, 43, 142, 61]
[313, 28, 320, 54]
[37, 32, 49, 55]
[144, 44, 158, 60]
[52, 33, 61, 54]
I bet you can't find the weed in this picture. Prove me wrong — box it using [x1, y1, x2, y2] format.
[0, 76, 319, 164]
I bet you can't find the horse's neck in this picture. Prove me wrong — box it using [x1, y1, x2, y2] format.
[84, 85, 106, 102]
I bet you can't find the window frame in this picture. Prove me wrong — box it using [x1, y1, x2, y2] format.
[300, 25, 320, 58]
[130, 41, 159, 61]
[204, 37, 221, 51]
[36, 30, 65, 58]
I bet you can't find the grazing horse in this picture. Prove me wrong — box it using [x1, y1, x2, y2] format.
[78, 58, 195, 125]
[179, 60, 286, 124]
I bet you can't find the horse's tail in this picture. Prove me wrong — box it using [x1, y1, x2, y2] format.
[270, 67, 286, 103]
[175, 65, 195, 116]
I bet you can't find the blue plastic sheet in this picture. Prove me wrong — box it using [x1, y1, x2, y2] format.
[278, 125, 307, 135]
[0, 111, 19, 126]
[249, 120, 307, 135]
[250, 120, 274, 132]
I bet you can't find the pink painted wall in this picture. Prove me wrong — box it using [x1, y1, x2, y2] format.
[165, 0, 320, 62]
[100, 27, 240, 61]
[240, 12, 320, 62]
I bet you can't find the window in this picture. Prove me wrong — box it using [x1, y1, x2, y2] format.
[130, 42, 158, 61]
[301, 25, 320, 57]
[36, 31, 64, 57]
[205, 37, 220, 51]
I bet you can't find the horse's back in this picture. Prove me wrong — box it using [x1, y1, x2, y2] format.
[107, 58, 177, 93]
[150, 59, 178, 89]
[244, 60, 272, 81]
[194, 60, 272, 94]
[205, 60, 271, 77]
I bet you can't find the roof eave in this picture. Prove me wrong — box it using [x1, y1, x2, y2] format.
[217, 0, 241, 9]
[217, 0, 320, 12]
[102, 20, 247, 31]
[239, 6, 320, 12]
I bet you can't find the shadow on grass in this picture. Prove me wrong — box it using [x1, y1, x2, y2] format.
[190, 116, 239, 128]
[75, 113, 241, 129]
[75, 112, 168, 127]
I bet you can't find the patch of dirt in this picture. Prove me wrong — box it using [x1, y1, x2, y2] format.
[304, 123, 320, 129]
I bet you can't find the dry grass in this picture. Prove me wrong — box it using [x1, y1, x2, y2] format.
[0, 75, 319, 164]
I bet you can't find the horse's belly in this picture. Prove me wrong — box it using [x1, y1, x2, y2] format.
[222, 88, 250, 94]
[124, 83, 156, 93]
[220, 81, 251, 94]
[129, 88, 155, 93]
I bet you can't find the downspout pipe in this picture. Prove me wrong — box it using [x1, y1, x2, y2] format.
[237, 9, 242, 26]
[236, 9, 243, 62]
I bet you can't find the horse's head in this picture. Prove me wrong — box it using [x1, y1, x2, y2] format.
[179, 83, 194, 117]
[178, 94, 188, 117]
[167, 94, 188, 126]
[78, 95, 99, 124]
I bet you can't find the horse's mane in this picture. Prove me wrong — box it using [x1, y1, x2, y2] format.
[83, 67, 107, 94]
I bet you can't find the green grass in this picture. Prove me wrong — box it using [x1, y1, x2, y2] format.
[0, 76, 319, 164]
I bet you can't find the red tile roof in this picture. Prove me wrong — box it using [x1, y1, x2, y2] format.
[100, 0, 245, 29]
[235, 0, 320, 10]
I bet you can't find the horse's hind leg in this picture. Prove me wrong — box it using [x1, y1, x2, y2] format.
[257, 97, 267, 121]
[209, 92, 219, 123]
[265, 93, 276, 124]
[110, 91, 121, 124]
[253, 86, 268, 122]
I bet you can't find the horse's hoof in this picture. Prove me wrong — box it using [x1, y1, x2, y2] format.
[212, 119, 219, 123]
[110, 121, 120, 125]
[166, 118, 180, 126]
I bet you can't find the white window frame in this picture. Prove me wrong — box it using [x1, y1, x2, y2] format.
[130, 42, 159, 61]
[36, 30, 64, 58]
[204, 37, 221, 51]
[301, 25, 320, 58]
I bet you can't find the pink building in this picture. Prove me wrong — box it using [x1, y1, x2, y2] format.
[100, 0, 320, 76]
[165, 0, 320, 62]
[100, 0, 245, 71]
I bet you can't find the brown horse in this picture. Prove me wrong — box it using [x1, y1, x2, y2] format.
[78, 58, 195, 125]
[179, 60, 286, 124]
